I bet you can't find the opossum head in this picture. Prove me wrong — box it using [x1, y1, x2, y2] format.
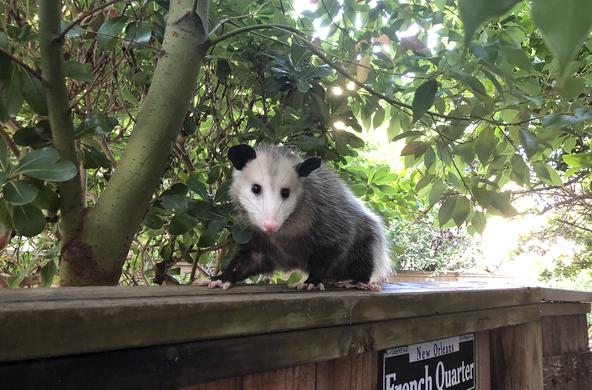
[228, 144, 321, 233]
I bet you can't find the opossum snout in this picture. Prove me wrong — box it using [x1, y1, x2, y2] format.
[263, 219, 279, 233]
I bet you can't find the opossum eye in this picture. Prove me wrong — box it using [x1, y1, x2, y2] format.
[280, 188, 290, 199]
[251, 184, 261, 195]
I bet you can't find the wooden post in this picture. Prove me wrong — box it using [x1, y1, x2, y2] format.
[476, 331, 491, 390]
[541, 304, 591, 390]
[490, 321, 543, 390]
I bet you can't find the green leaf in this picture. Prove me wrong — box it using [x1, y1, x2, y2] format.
[75, 113, 118, 138]
[33, 185, 60, 212]
[14, 147, 78, 182]
[453, 71, 487, 96]
[310, 92, 329, 126]
[60, 20, 85, 38]
[401, 141, 428, 157]
[0, 66, 23, 121]
[198, 218, 226, 247]
[143, 207, 165, 230]
[412, 79, 438, 124]
[533, 162, 562, 186]
[475, 127, 497, 164]
[168, 212, 199, 235]
[519, 129, 538, 158]
[438, 196, 457, 226]
[14, 120, 53, 148]
[40, 259, 57, 287]
[24, 161, 78, 182]
[187, 200, 218, 220]
[13, 204, 45, 237]
[20, 71, 47, 115]
[391, 131, 424, 142]
[511, 154, 530, 186]
[452, 196, 471, 227]
[187, 178, 208, 202]
[0, 137, 7, 171]
[82, 145, 112, 169]
[160, 183, 188, 213]
[3, 180, 38, 205]
[532, 0, 592, 83]
[373, 106, 386, 128]
[0, 32, 12, 83]
[459, 0, 521, 43]
[563, 152, 592, 168]
[296, 79, 313, 93]
[63, 61, 93, 82]
[97, 16, 127, 48]
[215, 59, 232, 83]
[561, 76, 586, 99]
[231, 225, 253, 244]
[471, 212, 487, 234]
[124, 21, 152, 46]
[428, 179, 445, 206]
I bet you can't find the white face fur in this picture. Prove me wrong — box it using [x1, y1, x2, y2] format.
[230, 150, 304, 233]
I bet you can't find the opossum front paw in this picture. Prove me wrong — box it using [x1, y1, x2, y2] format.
[335, 280, 381, 291]
[193, 278, 232, 290]
[355, 282, 381, 292]
[288, 282, 325, 291]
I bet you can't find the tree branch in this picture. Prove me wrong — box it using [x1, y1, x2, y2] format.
[58, 0, 133, 41]
[0, 47, 46, 83]
[72, 0, 208, 285]
[208, 24, 545, 127]
[39, 0, 85, 243]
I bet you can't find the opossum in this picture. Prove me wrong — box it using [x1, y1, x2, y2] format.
[195, 144, 391, 291]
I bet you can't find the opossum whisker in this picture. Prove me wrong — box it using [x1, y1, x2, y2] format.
[238, 192, 263, 214]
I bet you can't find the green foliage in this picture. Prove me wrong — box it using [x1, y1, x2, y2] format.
[1, 0, 591, 285]
[388, 214, 480, 272]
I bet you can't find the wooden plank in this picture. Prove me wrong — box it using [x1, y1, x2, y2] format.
[0, 282, 537, 304]
[543, 352, 592, 390]
[180, 378, 241, 390]
[0, 304, 540, 389]
[0, 287, 540, 362]
[476, 331, 491, 390]
[540, 288, 592, 303]
[539, 302, 591, 317]
[315, 353, 376, 390]
[541, 315, 589, 356]
[240, 363, 317, 390]
[490, 321, 544, 390]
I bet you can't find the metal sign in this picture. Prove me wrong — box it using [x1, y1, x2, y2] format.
[379, 334, 476, 390]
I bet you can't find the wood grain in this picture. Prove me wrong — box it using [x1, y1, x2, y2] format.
[0, 284, 540, 362]
[543, 352, 592, 390]
[490, 321, 544, 390]
[0, 305, 539, 389]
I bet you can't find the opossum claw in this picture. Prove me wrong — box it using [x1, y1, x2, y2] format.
[193, 278, 212, 286]
[355, 282, 381, 291]
[335, 280, 381, 291]
[193, 278, 232, 290]
[288, 282, 325, 291]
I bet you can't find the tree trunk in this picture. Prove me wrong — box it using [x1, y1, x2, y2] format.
[53, 0, 208, 285]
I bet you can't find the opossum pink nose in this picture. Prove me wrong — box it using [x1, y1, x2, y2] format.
[263, 220, 279, 232]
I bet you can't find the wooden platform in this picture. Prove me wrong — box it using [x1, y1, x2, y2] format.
[0, 282, 590, 389]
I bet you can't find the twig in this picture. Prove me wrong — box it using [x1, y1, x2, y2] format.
[58, 0, 133, 41]
[0, 47, 46, 83]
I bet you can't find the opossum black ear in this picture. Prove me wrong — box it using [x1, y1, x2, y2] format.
[228, 144, 257, 170]
[296, 157, 321, 177]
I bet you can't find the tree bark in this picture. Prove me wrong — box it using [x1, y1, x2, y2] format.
[38, 0, 85, 243]
[56, 0, 208, 285]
